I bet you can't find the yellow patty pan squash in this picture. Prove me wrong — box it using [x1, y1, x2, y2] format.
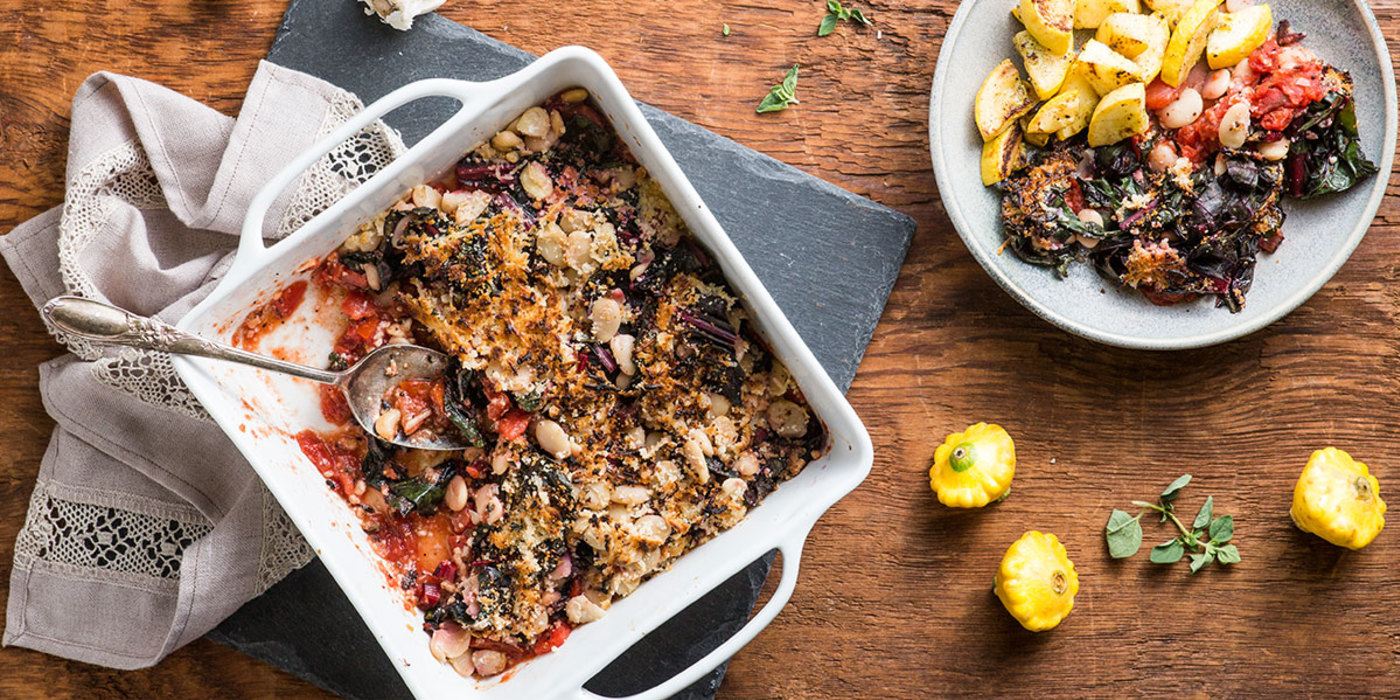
[1291, 448, 1386, 550]
[994, 531, 1079, 631]
[929, 422, 1016, 508]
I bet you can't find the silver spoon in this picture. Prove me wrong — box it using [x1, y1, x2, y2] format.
[42, 295, 467, 451]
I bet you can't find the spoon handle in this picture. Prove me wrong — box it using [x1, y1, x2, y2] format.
[42, 295, 342, 385]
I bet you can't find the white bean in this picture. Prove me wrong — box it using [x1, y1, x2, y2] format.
[448, 653, 476, 677]
[721, 477, 748, 501]
[520, 161, 553, 200]
[566, 594, 607, 624]
[633, 513, 671, 543]
[1201, 69, 1232, 100]
[429, 624, 471, 662]
[590, 297, 622, 342]
[1158, 88, 1204, 129]
[610, 333, 636, 375]
[444, 475, 469, 511]
[735, 452, 761, 477]
[491, 130, 523, 152]
[611, 484, 650, 505]
[374, 408, 401, 440]
[535, 419, 572, 459]
[1076, 209, 1104, 228]
[766, 399, 809, 438]
[514, 107, 550, 138]
[411, 184, 441, 210]
[684, 436, 710, 483]
[1218, 101, 1251, 149]
[1147, 142, 1178, 173]
[1257, 138, 1290, 161]
[472, 650, 508, 677]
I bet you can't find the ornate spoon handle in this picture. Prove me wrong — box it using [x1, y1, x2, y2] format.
[42, 295, 341, 385]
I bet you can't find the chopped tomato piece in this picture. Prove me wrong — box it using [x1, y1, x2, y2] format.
[496, 408, 531, 441]
[315, 258, 370, 290]
[342, 290, 379, 320]
[271, 281, 308, 319]
[1144, 79, 1181, 111]
[482, 381, 511, 421]
[319, 385, 353, 425]
[533, 620, 572, 655]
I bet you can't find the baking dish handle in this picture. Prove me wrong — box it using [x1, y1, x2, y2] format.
[576, 526, 810, 700]
[232, 78, 475, 279]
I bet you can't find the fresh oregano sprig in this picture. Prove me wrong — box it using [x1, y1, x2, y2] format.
[756, 64, 800, 113]
[819, 0, 873, 36]
[1105, 474, 1241, 574]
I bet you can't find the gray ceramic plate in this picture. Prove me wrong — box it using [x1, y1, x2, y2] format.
[929, 0, 1396, 350]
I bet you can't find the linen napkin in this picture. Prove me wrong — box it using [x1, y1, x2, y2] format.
[0, 61, 404, 668]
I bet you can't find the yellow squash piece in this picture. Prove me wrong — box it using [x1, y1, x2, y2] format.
[1026, 90, 1083, 135]
[975, 59, 1037, 141]
[1206, 3, 1271, 69]
[1145, 0, 1193, 27]
[1074, 0, 1139, 30]
[1014, 30, 1075, 100]
[1054, 73, 1101, 139]
[981, 125, 1027, 185]
[1160, 0, 1222, 86]
[928, 422, 1015, 507]
[1074, 39, 1142, 96]
[1088, 82, 1148, 146]
[1096, 11, 1170, 82]
[1291, 448, 1386, 550]
[1018, 0, 1076, 55]
[1019, 114, 1050, 146]
[994, 531, 1079, 632]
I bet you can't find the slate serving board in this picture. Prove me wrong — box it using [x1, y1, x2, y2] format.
[205, 1, 915, 697]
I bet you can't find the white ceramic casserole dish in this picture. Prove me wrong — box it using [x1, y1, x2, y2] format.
[172, 46, 873, 699]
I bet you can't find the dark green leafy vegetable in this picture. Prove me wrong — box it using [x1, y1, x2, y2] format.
[1286, 96, 1378, 199]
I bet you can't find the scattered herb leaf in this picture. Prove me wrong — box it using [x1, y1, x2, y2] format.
[756, 64, 800, 113]
[1192, 495, 1213, 530]
[1209, 515, 1234, 543]
[1150, 539, 1185, 563]
[1105, 475, 1240, 575]
[722, 23, 731, 36]
[1106, 508, 1144, 558]
[1215, 544, 1242, 564]
[820, 0, 873, 36]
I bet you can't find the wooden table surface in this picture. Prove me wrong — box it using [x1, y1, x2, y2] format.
[3, 0, 1399, 697]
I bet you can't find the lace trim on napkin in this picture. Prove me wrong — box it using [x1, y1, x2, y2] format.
[14, 480, 213, 594]
[32, 86, 406, 592]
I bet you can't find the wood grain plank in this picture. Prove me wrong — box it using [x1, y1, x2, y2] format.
[1, 0, 1399, 697]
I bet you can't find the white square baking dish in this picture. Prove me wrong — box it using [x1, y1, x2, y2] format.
[173, 46, 872, 699]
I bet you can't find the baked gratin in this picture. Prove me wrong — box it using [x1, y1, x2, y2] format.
[237, 88, 826, 679]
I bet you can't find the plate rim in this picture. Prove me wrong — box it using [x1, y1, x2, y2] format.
[928, 0, 1398, 350]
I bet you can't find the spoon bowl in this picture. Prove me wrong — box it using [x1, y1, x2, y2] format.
[42, 295, 468, 450]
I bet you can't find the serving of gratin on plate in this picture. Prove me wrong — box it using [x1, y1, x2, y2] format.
[930, 0, 1396, 349]
[234, 87, 828, 680]
[978, 0, 1377, 312]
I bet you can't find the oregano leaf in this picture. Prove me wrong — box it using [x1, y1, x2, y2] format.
[1192, 495, 1213, 530]
[1149, 539, 1184, 563]
[1209, 514, 1234, 543]
[1106, 509, 1144, 558]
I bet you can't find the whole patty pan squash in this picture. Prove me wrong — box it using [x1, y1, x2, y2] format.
[994, 531, 1079, 632]
[1292, 448, 1386, 550]
[929, 422, 1015, 508]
